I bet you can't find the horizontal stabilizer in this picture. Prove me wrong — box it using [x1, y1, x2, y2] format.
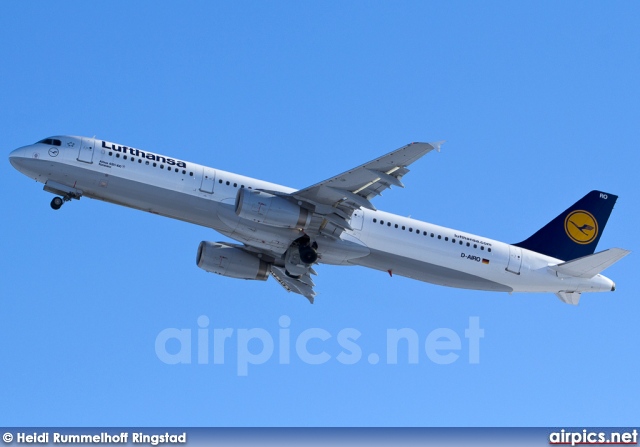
[550, 248, 631, 279]
[556, 291, 581, 305]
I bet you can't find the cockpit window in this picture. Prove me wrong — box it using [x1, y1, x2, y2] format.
[37, 138, 62, 146]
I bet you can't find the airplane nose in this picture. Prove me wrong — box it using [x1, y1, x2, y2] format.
[9, 146, 31, 171]
[9, 147, 22, 168]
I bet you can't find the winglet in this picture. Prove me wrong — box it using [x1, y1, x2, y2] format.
[429, 140, 445, 153]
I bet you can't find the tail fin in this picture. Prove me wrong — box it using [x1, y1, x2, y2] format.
[514, 190, 618, 261]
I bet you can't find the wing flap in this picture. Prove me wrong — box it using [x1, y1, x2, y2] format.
[270, 266, 316, 304]
[326, 187, 377, 210]
[367, 169, 405, 188]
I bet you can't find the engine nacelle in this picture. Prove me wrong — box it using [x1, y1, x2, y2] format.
[196, 241, 269, 281]
[235, 188, 311, 229]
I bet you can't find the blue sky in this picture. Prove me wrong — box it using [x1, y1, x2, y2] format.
[1, 1, 638, 427]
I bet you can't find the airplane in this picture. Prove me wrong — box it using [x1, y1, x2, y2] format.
[9, 136, 630, 305]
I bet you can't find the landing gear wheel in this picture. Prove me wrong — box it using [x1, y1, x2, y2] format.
[285, 269, 301, 279]
[50, 197, 63, 210]
[298, 244, 318, 264]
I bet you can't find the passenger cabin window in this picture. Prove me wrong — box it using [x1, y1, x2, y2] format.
[38, 138, 62, 146]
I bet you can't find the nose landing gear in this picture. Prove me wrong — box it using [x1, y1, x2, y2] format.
[49, 192, 81, 210]
[44, 181, 83, 210]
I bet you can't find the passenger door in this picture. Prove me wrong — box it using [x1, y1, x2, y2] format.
[506, 245, 523, 274]
[199, 166, 216, 193]
[350, 209, 364, 231]
[77, 138, 95, 164]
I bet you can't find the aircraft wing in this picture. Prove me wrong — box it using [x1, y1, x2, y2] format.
[286, 141, 443, 238]
[255, 141, 442, 301]
[293, 141, 443, 210]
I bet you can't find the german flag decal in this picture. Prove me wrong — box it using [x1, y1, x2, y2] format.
[482, 259, 490, 265]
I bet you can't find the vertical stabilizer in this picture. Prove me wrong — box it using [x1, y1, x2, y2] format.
[514, 191, 617, 261]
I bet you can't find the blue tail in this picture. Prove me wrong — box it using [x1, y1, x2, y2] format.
[514, 190, 618, 261]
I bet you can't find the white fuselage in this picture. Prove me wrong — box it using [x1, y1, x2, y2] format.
[9, 136, 615, 296]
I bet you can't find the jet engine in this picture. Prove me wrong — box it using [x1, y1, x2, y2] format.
[235, 188, 311, 229]
[196, 241, 269, 281]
